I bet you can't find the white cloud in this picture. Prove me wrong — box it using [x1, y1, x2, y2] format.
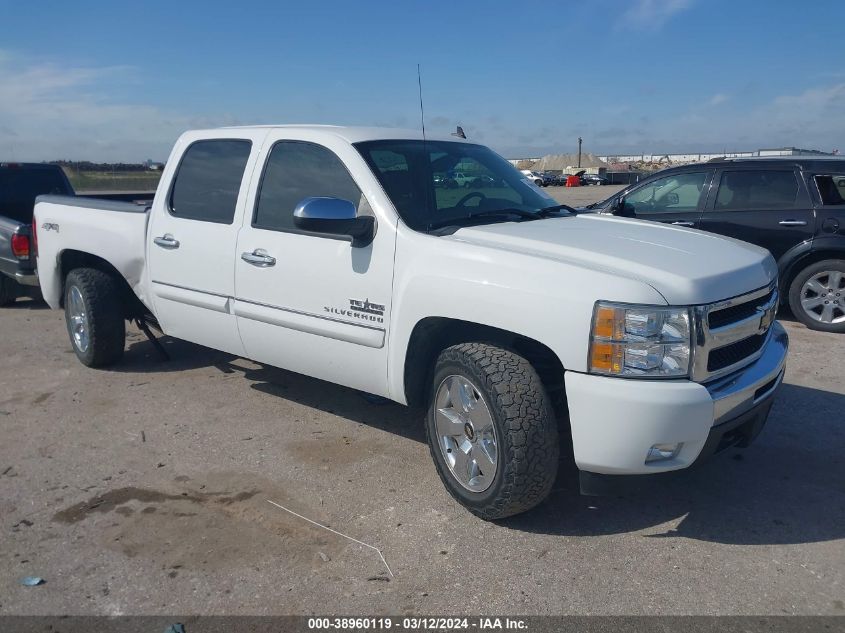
[708, 93, 729, 106]
[615, 0, 694, 31]
[0, 51, 237, 162]
[599, 82, 845, 155]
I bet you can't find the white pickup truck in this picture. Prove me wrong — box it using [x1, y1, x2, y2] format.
[34, 125, 788, 519]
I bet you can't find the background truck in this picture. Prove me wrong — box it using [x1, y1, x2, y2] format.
[34, 125, 788, 519]
[0, 163, 74, 304]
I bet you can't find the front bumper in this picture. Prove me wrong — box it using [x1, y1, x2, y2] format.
[564, 321, 788, 477]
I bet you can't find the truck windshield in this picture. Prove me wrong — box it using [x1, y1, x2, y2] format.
[0, 167, 71, 223]
[355, 140, 558, 232]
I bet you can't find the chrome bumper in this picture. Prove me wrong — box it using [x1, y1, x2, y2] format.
[15, 270, 39, 287]
[707, 321, 788, 425]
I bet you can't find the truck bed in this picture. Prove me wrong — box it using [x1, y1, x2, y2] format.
[34, 195, 152, 310]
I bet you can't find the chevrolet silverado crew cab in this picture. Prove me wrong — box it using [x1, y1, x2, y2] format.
[34, 126, 788, 519]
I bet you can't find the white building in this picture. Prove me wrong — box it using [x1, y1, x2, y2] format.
[598, 147, 833, 165]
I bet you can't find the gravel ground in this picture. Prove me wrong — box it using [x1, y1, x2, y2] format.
[1, 185, 843, 616]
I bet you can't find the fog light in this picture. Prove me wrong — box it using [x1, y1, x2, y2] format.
[646, 443, 682, 463]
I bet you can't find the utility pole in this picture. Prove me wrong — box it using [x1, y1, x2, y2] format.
[577, 137, 583, 168]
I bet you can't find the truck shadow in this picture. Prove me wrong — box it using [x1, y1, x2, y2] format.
[4, 296, 49, 310]
[240, 362, 426, 445]
[117, 335, 236, 373]
[116, 336, 844, 545]
[503, 382, 845, 545]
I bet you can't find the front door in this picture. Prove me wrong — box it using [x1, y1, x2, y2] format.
[620, 169, 713, 228]
[699, 167, 815, 262]
[147, 130, 266, 355]
[233, 135, 395, 395]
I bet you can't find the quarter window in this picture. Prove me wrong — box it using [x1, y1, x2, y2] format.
[815, 174, 845, 205]
[169, 140, 252, 223]
[714, 170, 799, 210]
[254, 141, 363, 232]
[624, 172, 708, 214]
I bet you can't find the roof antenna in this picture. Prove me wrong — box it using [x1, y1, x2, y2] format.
[452, 126, 466, 139]
[417, 64, 426, 142]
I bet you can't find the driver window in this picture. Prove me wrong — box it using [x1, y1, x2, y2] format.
[253, 141, 363, 232]
[625, 172, 708, 214]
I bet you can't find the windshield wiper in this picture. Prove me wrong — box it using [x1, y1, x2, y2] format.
[537, 204, 578, 216]
[428, 208, 539, 231]
[428, 205, 578, 231]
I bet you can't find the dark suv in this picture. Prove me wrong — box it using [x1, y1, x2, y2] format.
[587, 158, 845, 332]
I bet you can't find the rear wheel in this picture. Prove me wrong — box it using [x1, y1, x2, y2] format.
[0, 276, 19, 306]
[64, 268, 126, 367]
[788, 259, 845, 333]
[425, 343, 559, 520]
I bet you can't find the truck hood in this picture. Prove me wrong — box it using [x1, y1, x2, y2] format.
[447, 214, 777, 305]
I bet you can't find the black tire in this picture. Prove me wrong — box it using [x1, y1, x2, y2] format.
[64, 268, 126, 367]
[788, 259, 845, 333]
[425, 343, 559, 520]
[0, 275, 19, 306]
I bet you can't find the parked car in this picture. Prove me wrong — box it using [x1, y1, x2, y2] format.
[0, 163, 74, 305]
[520, 169, 545, 186]
[581, 173, 609, 186]
[541, 172, 559, 187]
[587, 157, 845, 332]
[450, 171, 478, 188]
[35, 126, 787, 519]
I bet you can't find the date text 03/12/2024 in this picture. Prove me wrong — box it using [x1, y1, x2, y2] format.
[307, 617, 528, 630]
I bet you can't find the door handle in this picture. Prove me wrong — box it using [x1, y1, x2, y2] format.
[153, 234, 180, 249]
[670, 221, 694, 227]
[241, 249, 276, 267]
[778, 220, 807, 226]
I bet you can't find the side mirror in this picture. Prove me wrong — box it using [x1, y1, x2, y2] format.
[293, 197, 375, 247]
[612, 196, 636, 217]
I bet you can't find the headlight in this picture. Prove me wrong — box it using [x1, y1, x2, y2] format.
[589, 302, 691, 378]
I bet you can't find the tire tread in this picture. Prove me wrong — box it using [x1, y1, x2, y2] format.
[427, 342, 559, 520]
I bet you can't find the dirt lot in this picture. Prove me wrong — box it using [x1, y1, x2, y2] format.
[1, 183, 843, 616]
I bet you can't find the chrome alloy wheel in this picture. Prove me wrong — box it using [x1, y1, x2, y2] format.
[67, 285, 90, 353]
[434, 375, 498, 492]
[800, 270, 845, 324]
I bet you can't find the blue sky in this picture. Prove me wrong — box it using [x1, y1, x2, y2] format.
[1, 0, 843, 161]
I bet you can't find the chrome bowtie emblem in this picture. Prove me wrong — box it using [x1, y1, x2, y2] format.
[757, 303, 775, 335]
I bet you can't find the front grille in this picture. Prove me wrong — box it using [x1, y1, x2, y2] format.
[707, 334, 766, 372]
[708, 289, 775, 329]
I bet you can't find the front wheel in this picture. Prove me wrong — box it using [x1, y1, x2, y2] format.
[788, 260, 845, 333]
[64, 268, 126, 367]
[425, 343, 559, 520]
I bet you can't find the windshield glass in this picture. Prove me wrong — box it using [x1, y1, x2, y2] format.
[355, 140, 557, 231]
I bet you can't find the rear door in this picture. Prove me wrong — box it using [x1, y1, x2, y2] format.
[147, 130, 266, 355]
[620, 169, 712, 228]
[232, 132, 395, 395]
[811, 172, 845, 238]
[699, 166, 814, 261]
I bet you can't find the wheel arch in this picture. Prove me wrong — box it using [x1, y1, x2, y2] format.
[779, 238, 845, 300]
[58, 250, 146, 319]
[402, 316, 566, 412]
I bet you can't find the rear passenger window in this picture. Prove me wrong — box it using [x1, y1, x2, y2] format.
[815, 174, 845, 205]
[169, 140, 252, 223]
[714, 170, 799, 210]
[254, 141, 362, 232]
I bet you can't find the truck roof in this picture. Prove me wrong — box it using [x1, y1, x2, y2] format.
[209, 124, 471, 145]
